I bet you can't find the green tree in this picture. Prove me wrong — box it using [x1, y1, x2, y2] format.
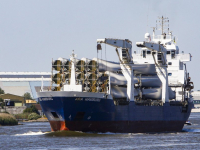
[0, 87, 5, 94]
[28, 113, 41, 120]
[0, 98, 4, 108]
[23, 105, 39, 114]
[23, 92, 32, 100]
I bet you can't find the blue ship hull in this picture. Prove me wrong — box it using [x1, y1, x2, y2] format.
[38, 91, 192, 133]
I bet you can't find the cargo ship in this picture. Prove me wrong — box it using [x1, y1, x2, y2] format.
[37, 16, 194, 133]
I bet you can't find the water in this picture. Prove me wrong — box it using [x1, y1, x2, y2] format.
[0, 113, 200, 150]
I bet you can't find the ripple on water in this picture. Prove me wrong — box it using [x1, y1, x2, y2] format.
[182, 129, 200, 132]
[1, 114, 200, 150]
[14, 130, 47, 136]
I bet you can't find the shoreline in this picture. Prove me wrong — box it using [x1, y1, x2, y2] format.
[0, 113, 18, 126]
[18, 118, 48, 122]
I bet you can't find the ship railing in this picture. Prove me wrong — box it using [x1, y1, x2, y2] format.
[168, 84, 183, 87]
[134, 99, 163, 106]
[169, 101, 186, 106]
[153, 35, 171, 40]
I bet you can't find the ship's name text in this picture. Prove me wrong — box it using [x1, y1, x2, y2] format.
[75, 98, 83, 101]
[85, 98, 101, 102]
[39, 97, 53, 101]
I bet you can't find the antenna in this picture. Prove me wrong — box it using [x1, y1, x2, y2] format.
[146, 14, 148, 32]
[41, 76, 43, 92]
[146, 3, 149, 32]
[168, 20, 169, 34]
[157, 16, 169, 34]
[156, 20, 157, 30]
[151, 27, 156, 39]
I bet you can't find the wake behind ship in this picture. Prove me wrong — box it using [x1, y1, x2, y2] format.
[37, 16, 194, 133]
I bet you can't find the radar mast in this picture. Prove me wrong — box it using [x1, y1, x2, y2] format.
[157, 16, 169, 35]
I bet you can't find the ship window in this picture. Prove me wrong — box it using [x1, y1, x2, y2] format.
[122, 53, 127, 57]
[178, 91, 183, 95]
[168, 62, 172, 65]
[51, 112, 59, 118]
[167, 51, 171, 54]
[143, 50, 146, 58]
[147, 51, 151, 54]
[171, 50, 175, 58]
[157, 54, 162, 60]
[168, 73, 172, 76]
[122, 50, 127, 57]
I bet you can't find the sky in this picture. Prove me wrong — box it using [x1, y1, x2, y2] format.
[0, 0, 200, 90]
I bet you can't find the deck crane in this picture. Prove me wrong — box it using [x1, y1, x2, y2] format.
[136, 41, 169, 103]
[97, 38, 134, 102]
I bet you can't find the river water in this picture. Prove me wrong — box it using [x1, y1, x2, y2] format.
[0, 113, 200, 150]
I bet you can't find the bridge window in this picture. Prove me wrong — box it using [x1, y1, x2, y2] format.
[168, 62, 172, 65]
[147, 51, 151, 54]
[171, 50, 175, 58]
[168, 73, 172, 76]
[122, 50, 127, 57]
[167, 51, 171, 54]
[157, 54, 162, 60]
[143, 50, 146, 58]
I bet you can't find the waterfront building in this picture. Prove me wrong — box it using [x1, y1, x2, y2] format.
[0, 93, 26, 114]
[191, 91, 200, 108]
[0, 93, 25, 106]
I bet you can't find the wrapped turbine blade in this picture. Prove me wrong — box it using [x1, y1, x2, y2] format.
[84, 86, 90, 92]
[88, 60, 98, 72]
[76, 60, 86, 71]
[64, 72, 71, 80]
[93, 58, 121, 72]
[52, 60, 62, 71]
[52, 73, 62, 84]
[106, 71, 161, 87]
[88, 73, 97, 80]
[76, 72, 86, 80]
[111, 86, 175, 100]
[140, 76, 161, 87]
[52, 86, 61, 91]
[143, 88, 175, 100]
[93, 58, 156, 74]
[63, 60, 71, 71]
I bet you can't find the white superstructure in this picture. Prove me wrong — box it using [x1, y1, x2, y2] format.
[134, 16, 193, 102]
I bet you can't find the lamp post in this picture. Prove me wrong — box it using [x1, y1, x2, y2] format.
[4, 99, 10, 112]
